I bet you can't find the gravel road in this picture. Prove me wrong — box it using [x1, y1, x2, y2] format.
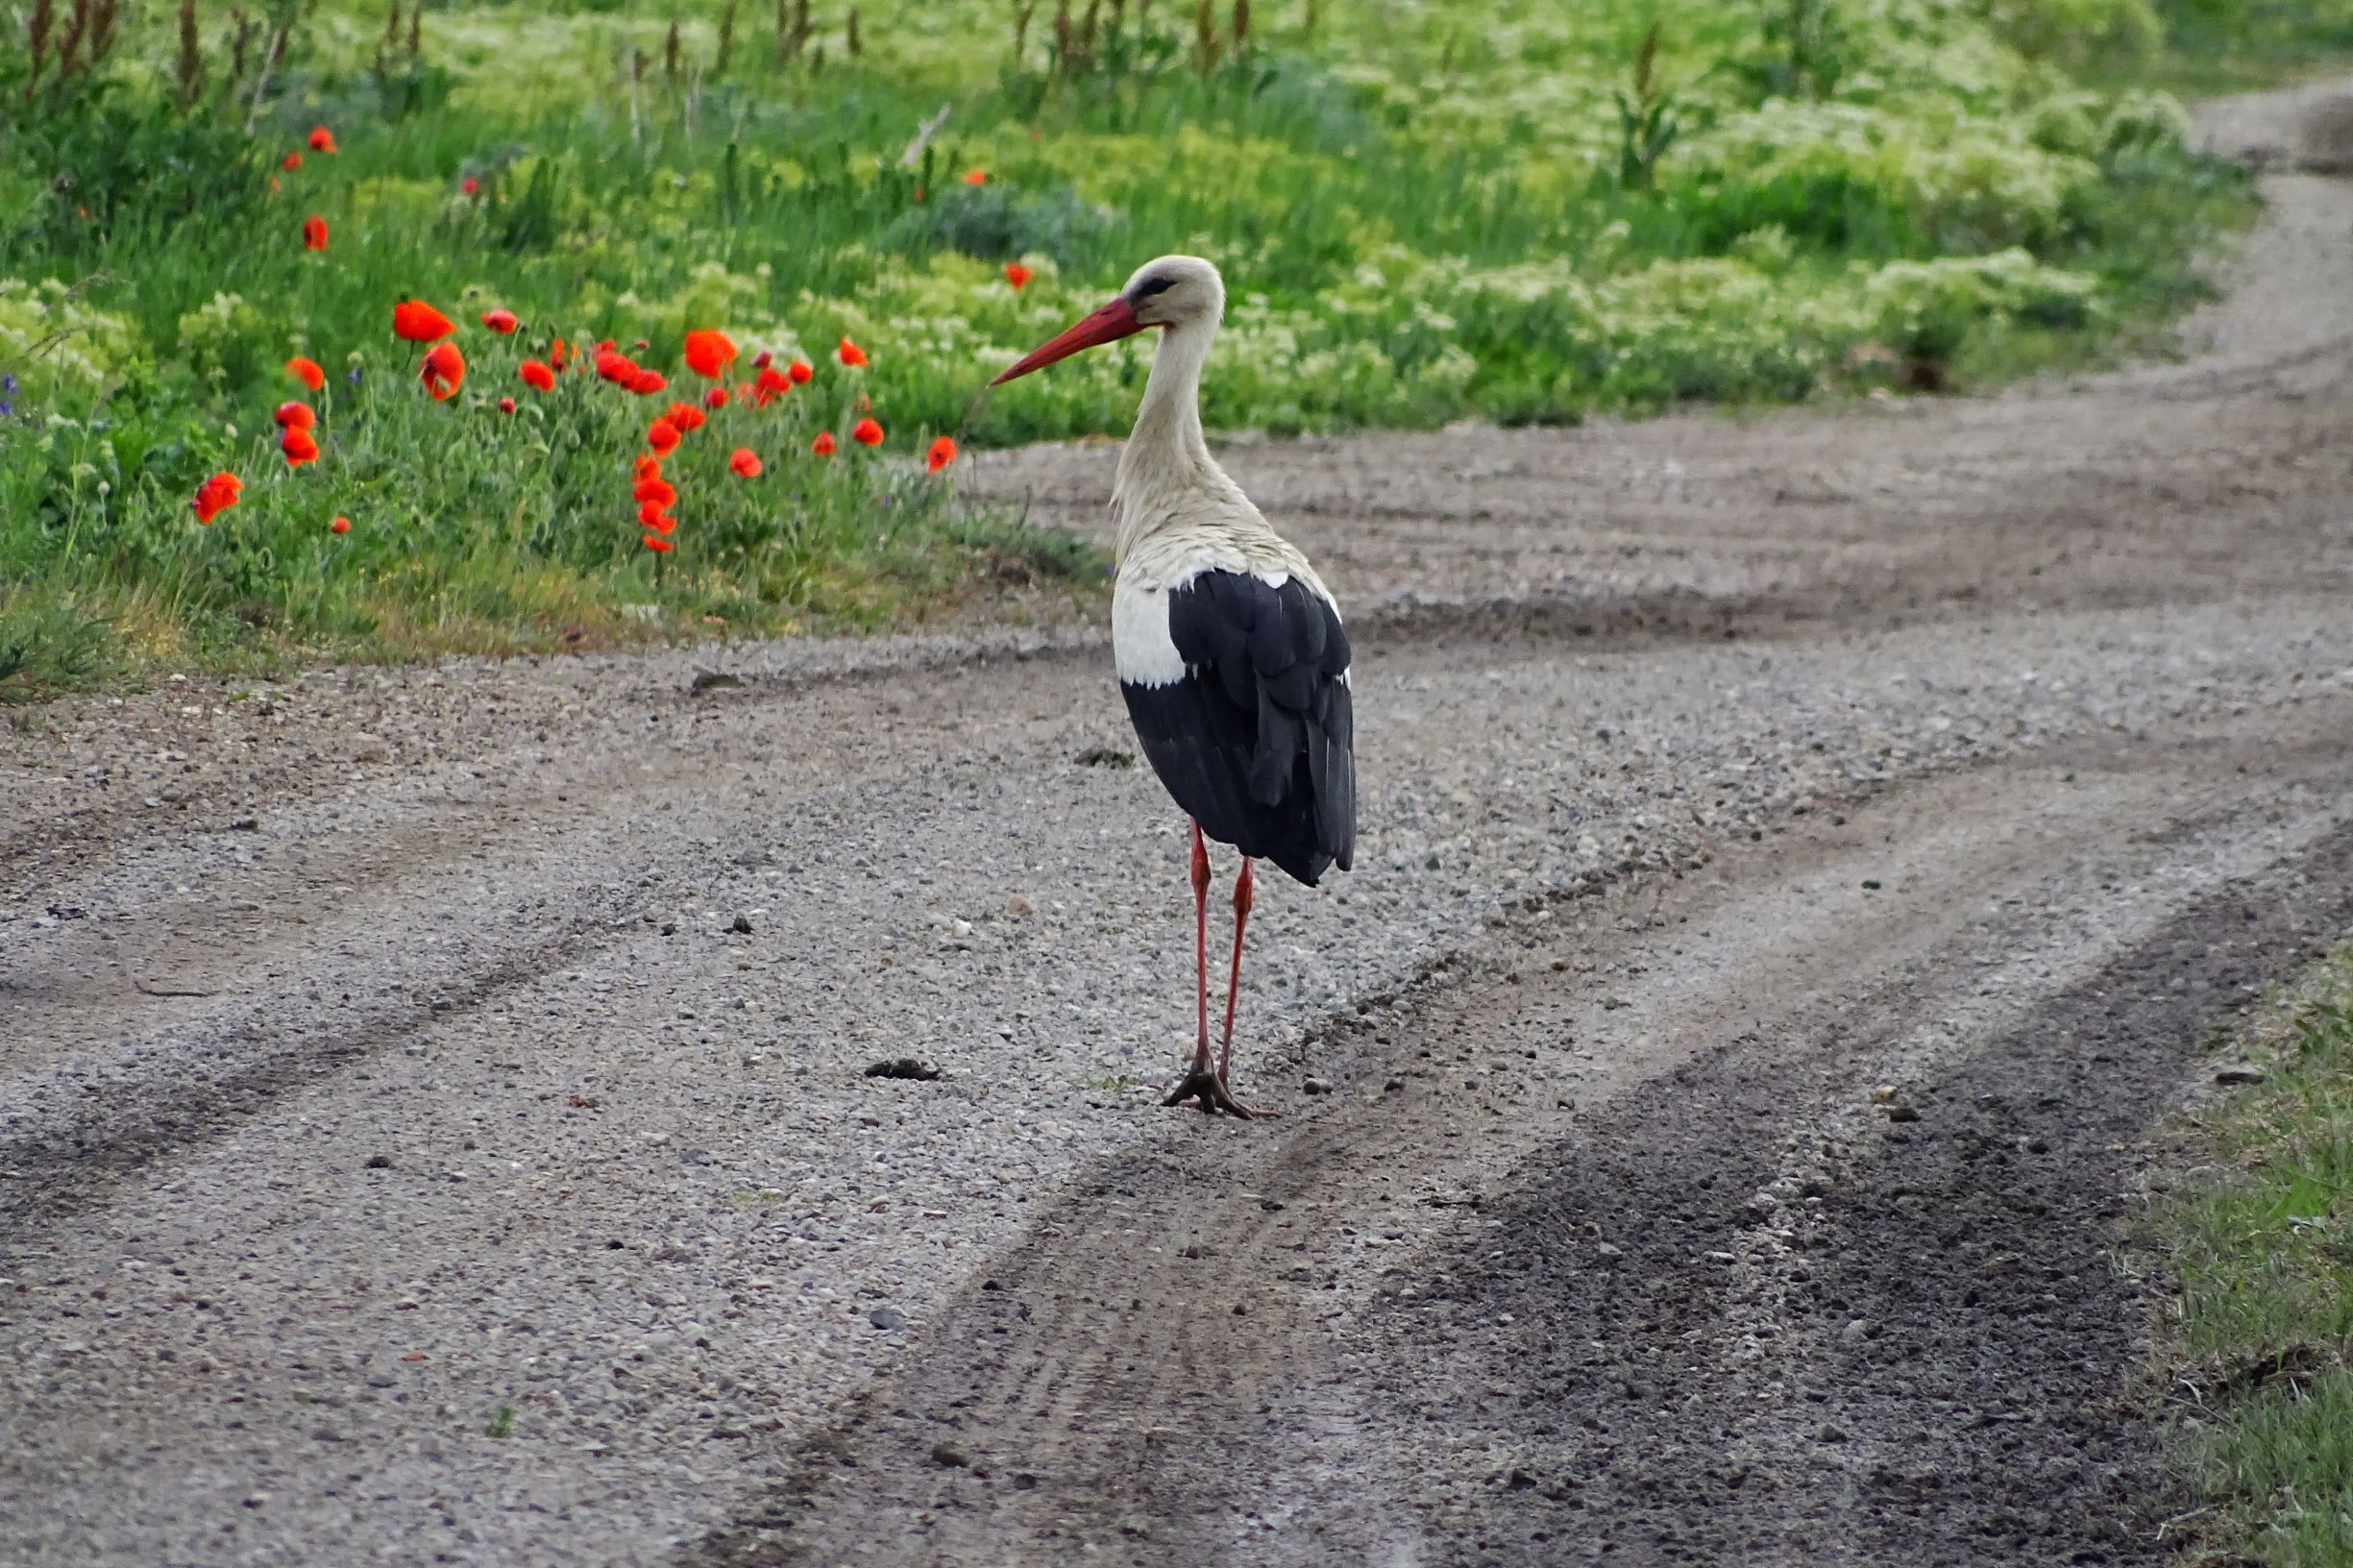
[5, 79, 2353, 1568]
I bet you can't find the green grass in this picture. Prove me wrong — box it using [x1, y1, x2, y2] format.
[2137, 0, 2353, 95]
[2150, 953, 2353, 1566]
[0, 0, 2341, 698]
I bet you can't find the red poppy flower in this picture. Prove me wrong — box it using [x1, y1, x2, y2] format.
[274, 401, 316, 431]
[963, 168, 987, 186]
[632, 477, 676, 507]
[308, 125, 337, 154]
[461, 176, 479, 196]
[850, 417, 884, 447]
[728, 448, 762, 478]
[753, 350, 773, 369]
[286, 356, 326, 392]
[837, 337, 869, 369]
[550, 338, 571, 370]
[647, 419, 681, 456]
[595, 348, 636, 384]
[281, 426, 320, 466]
[481, 308, 519, 334]
[190, 472, 242, 525]
[811, 431, 837, 456]
[282, 151, 303, 171]
[645, 509, 677, 534]
[788, 358, 813, 384]
[394, 301, 455, 341]
[658, 402, 700, 433]
[629, 369, 669, 396]
[753, 366, 791, 398]
[302, 215, 329, 252]
[519, 359, 556, 392]
[642, 532, 674, 552]
[637, 501, 673, 527]
[1004, 262, 1033, 290]
[497, 396, 517, 414]
[331, 515, 352, 534]
[926, 434, 958, 473]
[683, 329, 738, 379]
[633, 453, 663, 480]
[703, 387, 728, 410]
[420, 341, 465, 400]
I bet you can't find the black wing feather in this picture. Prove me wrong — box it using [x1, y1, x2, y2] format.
[1121, 570, 1356, 887]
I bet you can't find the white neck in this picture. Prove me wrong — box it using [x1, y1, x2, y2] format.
[1112, 318, 1220, 561]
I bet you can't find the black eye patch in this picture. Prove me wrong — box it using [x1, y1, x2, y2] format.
[1130, 276, 1176, 301]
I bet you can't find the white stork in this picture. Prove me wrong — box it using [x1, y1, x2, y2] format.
[992, 256, 1357, 1119]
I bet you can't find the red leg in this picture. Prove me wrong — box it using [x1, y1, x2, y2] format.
[1189, 821, 1213, 1075]
[1218, 858, 1254, 1084]
[1162, 832, 1271, 1118]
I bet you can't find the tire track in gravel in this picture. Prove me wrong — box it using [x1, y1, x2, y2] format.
[693, 718, 2353, 1567]
[4, 77, 2353, 1568]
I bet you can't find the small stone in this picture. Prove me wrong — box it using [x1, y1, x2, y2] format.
[931, 1441, 970, 1468]
[364, 1154, 393, 1169]
[1818, 1425, 1847, 1443]
[243, 1493, 270, 1509]
[730, 915, 753, 934]
[1870, 1086, 1899, 1103]
[690, 671, 742, 693]
[1302, 1077, 1332, 1095]
[864, 1059, 941, 1082]
[230, 818, 260, 832]
[1885, 1105, 1920, 1123]
[2214, 1066, 2267, 1085]
[1007, 894, 1034, 917]
[1840, 1318, 1878, 1342]
[868, 1307, 906, 1331]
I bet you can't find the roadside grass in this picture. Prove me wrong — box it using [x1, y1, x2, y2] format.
[2149, 951, 2353, 1566]
[2, 0, 2345, 698]
[2136, 0, 2353, 96]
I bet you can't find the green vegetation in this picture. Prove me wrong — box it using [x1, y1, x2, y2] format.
[0, 0, 2341, 697]
[2137, 0, 2353, 94]
[2153, 953, 2353, 1566]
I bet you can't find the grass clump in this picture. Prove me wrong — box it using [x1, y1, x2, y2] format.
[2152, 953, 2353, 1566]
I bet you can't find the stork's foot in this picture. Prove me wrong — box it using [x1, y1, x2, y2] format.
[1162, 1067, 1280, 1120]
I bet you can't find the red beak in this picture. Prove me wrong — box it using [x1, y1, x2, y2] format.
[990, 297, 1143, 386]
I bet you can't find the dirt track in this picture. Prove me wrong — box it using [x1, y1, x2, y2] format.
[5, 80, 2353, 1568]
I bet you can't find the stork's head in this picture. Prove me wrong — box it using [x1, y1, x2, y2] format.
[990, 256, 1223, 386]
